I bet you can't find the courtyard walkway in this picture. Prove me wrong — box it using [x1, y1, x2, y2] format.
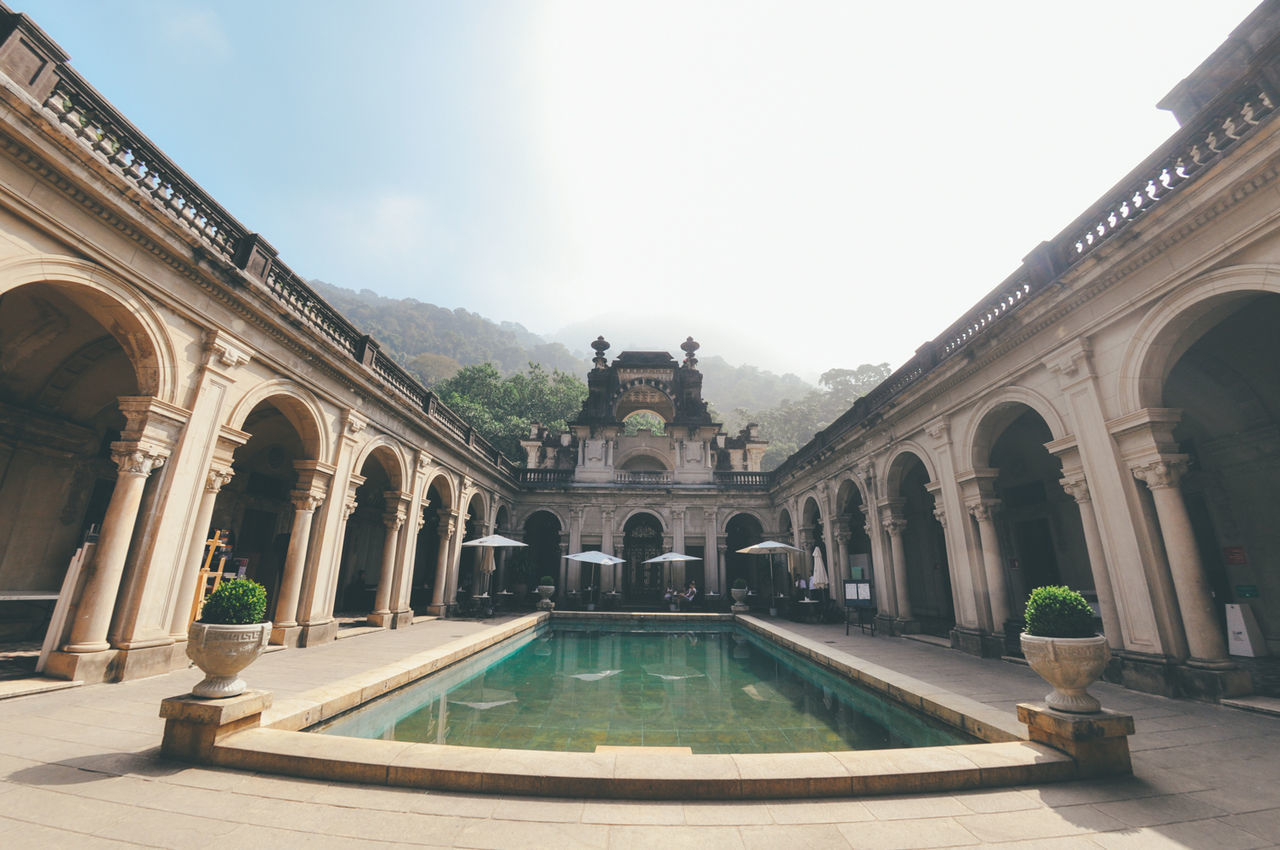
[0, 616, 1277, 849]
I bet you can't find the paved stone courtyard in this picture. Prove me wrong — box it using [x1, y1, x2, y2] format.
[1, 617, 1278, 848]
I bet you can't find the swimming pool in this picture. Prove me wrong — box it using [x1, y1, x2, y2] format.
[314, 622, 975, 753]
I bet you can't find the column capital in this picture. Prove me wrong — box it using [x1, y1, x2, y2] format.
[291, 490, 325, 512]
[1132, 457, 1189, 491]
[1059, 472, 1092, 504]
[110, 444, 168, 477]
[924, 419, 951, 445]
[932, 507, 948, 529]
[343, 410, 369, 436]
[384, 508, 407, 531]
[1043, 338, 1095, 387]
[883, 517, 907, 536]
[968, 500, 1001, 522]
[205, 465, 235, 494]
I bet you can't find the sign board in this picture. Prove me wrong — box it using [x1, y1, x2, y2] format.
[1226, 603, 1269, 657]
[1224, 546, 1248, 565]
[843, 580, 874, 608]
[1236, 585, 1259, 599]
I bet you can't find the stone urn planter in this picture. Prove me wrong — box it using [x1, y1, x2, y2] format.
[730, 585, 749, 613]
[536, 581, 556, 611]
[187, 578, 271, 699]
[187, 621, 272, 698]
[1021, 585, 1109, 714]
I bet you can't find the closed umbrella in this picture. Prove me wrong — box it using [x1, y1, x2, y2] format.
[810, 546, 829, 591]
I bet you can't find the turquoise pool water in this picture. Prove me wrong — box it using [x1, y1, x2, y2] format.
[314, 624, 975, 754]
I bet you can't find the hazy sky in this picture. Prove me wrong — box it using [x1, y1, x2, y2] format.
[19, 1, 1263, 379]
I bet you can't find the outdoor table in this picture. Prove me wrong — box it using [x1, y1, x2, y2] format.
[794, 598, 821, 623]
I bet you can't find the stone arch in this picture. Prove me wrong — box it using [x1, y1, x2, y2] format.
[615, 446, 672, 472]
[0, 255, 177, 403]
[421, 470, 457, 510]
[1120, 264, 1280, 413]
[514, 504, 567, 531]
[963, 387, 1068, 471]
[618, 507, 666, 535]
[463, 489, 488, 528]
[351, 437, 410, 493]
[612, 379, 677, 422]
[226, 380, 329, 462]
[719, 508, 767, 535]
[836, 475, 871, 513]
[883, 442, 939, 494]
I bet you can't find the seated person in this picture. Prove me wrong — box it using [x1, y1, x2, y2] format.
[678, 580, 698, 608]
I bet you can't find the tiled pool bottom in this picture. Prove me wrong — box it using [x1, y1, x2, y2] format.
[180, 613, 1089, 798]
[314, 623, 974, 754]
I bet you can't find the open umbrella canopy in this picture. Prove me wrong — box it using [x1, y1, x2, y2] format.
[736, 540, 802, 555]
[810, 546, 830, 590]
[565, 551, 625, 565]
[643, 552, 702, 563]
[461, 534, 527, 548]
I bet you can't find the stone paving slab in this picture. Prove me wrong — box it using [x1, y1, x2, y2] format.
[0, 615, 1277, 847]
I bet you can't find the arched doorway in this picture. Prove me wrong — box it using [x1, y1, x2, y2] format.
[885, 451, 952, 636]
[837, 480, 874, 587]
[981, 406, 1091, 621]
[333, 451, 401, 621]
[1161, 293, 1280, 659]
[622, 512, 664, 603]
[0, 282, 144, 657]
[523, 511, 563, 591]
[725, 513, 764, 591]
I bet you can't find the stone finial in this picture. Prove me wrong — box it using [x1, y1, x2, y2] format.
[680, 336, 700, 368]
[591, 336, 610, 369]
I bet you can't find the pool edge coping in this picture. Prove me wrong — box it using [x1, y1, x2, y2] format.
[167, 614, 1120, 799]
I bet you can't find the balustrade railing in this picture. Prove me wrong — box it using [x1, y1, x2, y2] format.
[516, 468, 574, 485]
[614, 471, 673, 485]
[713, 470, 772, 487]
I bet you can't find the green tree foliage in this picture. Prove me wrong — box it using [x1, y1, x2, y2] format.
[735, 362, 892, 470]
[623, 411, 666, 435]
[433, 363, 587, 462]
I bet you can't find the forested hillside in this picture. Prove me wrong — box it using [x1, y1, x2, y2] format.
[310, 280, 586, 384]
[310, 279, 889, 468]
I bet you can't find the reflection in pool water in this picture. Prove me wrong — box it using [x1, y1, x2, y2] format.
[314, 625, 975, 754]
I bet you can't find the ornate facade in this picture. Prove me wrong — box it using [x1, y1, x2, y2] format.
[0, 3, 1278, 700]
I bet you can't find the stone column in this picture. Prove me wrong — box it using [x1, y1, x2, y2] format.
[883, 517, 912, 620]
[369, 500, 407, 627]
[169, 464, 235, 638]
[867, 519, 894, 617]
[703, 508, 718, 593]
[835, 523, 853, 582]
[64, 446, 168, 653]
[672, 507, 686, 586]
[270, 490, 326, 642]
[428, 511, 457, 615]
[968, 500, 1011, 632]
[1132, 459, 1228, 663]
[567, 507, 584, 590]
[1060, 473, 1124, 650]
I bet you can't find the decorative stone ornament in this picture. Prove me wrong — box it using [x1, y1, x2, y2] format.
[536, 585, 556, 611]
[730, 586, 749, 612]
[1020, 633, 1110, 713]
[186, 621, 272, 698]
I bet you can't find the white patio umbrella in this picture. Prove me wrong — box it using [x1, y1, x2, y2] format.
[736, 540, 802, 603]
[461, 535, 527, 596]
[643, 551, 702, 590]
[810, 546, 830, 599]
[565, 550, 625, 597]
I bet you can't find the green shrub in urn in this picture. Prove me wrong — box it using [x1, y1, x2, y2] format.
[732, 577, 748, 590]
[539, 576, 555, 587]
[1024, 585, 1095, 638]
[200, 578, 268, 625]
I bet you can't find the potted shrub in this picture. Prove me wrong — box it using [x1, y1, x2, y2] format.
[187, 578, 271, 699]
[1020, 585, 1109, 714]
[730, 577, 749, 613]
[536, 575, 556, 611]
